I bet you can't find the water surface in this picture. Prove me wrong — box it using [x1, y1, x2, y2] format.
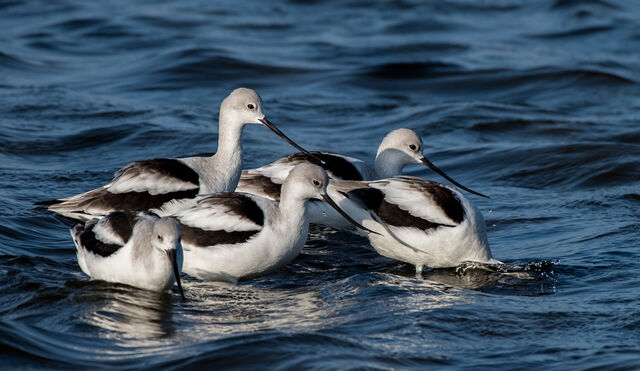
[1, 0, 639, 368]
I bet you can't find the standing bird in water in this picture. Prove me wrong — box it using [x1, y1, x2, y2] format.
[174, 163, 376, 283]
[71, 211, 186, 300]
[38, 88, 311, 221]
[236, 128, 487, 229]
[328, 176, 499, 273]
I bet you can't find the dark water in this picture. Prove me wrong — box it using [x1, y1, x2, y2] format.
[1, 0, 639, 368]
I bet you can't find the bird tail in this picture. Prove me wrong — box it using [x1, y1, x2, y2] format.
[34, 199, 63, 209]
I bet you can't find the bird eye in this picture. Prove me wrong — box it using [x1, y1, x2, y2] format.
[157, 234, 163, 241]
[312, 179, 321, 186]
[247, 104, 255, 110]
[409, 144, 417, 151]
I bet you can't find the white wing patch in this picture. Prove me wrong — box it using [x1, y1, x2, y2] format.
[176, 202, 262, 232]
[249, 152, 370, 182]
[370, 178, 458, 226]
[108, 172, 197, 195]
[107, 161, 199, 195]
[151, 198, 198, 217]
[250, 157, 301, 183]
[92, 218, 127, 246]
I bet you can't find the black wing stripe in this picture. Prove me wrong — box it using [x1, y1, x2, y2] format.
[340, 187, 384, 211]
[343, 187, 458, 230]
[406, 180, 465, 224]
[287, 152, 363, 181]
[180, 224, 259, 247]
[79, 228, 123, 257]
[104, 211, 137, 243]
[378, 200, 455, 230]
[117, 158, 200, 186]
[78, 189, 199, 214]
[243, 174, 282, 200]
[76, 211, 134, 257]
[200, 193, 265, 226]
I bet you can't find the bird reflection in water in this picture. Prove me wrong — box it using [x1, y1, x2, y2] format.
[80, 281, 178, 341]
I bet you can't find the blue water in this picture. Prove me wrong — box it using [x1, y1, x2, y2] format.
[1, 0, 640, 368]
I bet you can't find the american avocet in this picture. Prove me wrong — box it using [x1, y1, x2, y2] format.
[38, 88, 310, 221]
[329, 176, 499, 273]
[174, 163, 374, 283]
[71, 211, 185, 299]
[236, 128, 487, 229]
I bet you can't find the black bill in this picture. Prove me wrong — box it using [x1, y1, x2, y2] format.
[166, 249, 186, 301]
[321, 194, 380, 235]
[258, 117, 312, 156]
[420, 157, 489, 198]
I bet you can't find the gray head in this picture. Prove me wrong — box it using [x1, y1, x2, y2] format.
[220, 88, 265, 126]
[219, 87, 311, 154]
[151, 217, 182, 252]
[151, 217, 185, 301]
[376, 128, 425, 167]
[282, 163, 330, 201]
[282, 163, 378, 234]
[376, 128, 488, 198]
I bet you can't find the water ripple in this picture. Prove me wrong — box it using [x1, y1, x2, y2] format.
[1, 0, 639, 368]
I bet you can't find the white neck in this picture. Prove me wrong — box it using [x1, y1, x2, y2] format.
[194, 115, 246, 194]
[213, 121, 244, 191]
[374, 149, 407, 179]
[270, 186, 309, 259]
[277, 182, 310, 227]
[216, 110, 246, 156]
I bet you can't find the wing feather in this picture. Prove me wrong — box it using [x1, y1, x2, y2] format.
[108, 158, 200, 195]
[370, 176, 465, 226]
[72, 211, 141, 257]
[176, 193, 265, 232]
[176, 193, 265, 249]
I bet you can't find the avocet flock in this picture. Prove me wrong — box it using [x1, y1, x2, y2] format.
[38, 88, 499, 300]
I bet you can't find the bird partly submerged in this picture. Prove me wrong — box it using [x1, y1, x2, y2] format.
[71, 211, 186, 300]
[173, 163, 376, 283]
[236, 128, 487, 229]
[38, 88, 311, 221]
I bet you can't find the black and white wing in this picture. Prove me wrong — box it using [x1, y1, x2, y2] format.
[236, 151, 372, 200]
[109, 158, 200, 195]
[39, 158, 201, 221]
[71, 210, 147, 257]
[338, 176, 466, 232]
[175, 193, 266, 250]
